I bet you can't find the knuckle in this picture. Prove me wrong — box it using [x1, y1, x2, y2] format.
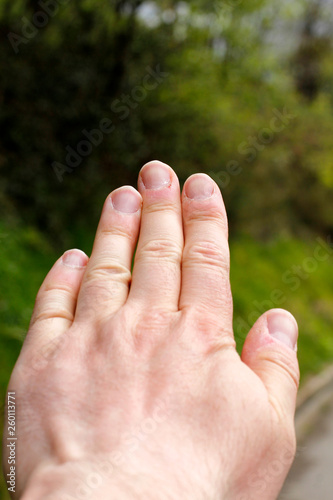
[32, 308, 73, 324]
[143, 201, 177, 216]
[85, 261, 131, 283]
[100, 225, 133, 241]
[36, 282, 73, 303]
[78, 277, 126, 319]
[32, 288, 75, 325]
[260, 350, 300, 390]
[183, 306, 235, 352]
[187, 210, 228, 233]
[183, 241, 230, 271]
[133, 309, 173, 351]
[138, 238, 182, 264]
[79, 266, 131, 319]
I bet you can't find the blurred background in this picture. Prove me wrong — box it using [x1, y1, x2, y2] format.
[0, 0, 333, 497]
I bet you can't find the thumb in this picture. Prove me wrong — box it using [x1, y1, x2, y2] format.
[241, 309, 300, 421]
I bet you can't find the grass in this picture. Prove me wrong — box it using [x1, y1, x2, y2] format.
[230, 235, 333, 378]
[0, 222, 332, 498]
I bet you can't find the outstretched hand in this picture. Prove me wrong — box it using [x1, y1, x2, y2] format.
[4, 161, 299, 500]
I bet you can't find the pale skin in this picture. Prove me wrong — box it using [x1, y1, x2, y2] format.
[3, 161, 299, 500]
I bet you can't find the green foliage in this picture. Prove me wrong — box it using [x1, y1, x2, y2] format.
[1, 0, 332, 246]
[231, 236, 333, 377]
[0, 221, 57, 499]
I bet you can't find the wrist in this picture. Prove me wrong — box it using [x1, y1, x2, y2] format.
[20, 460, 134, 500]
[20, 455, 216, 500]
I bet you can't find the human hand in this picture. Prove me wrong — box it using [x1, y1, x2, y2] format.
[3, 161, 299, 500]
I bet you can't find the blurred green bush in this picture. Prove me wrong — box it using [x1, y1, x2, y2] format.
[1, 0, 333, 245]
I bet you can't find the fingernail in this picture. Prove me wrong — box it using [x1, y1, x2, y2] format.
[185, 174, 214, 200]
[140, 162, 171, 190]
[267, 312, 298, 351]
[62, 249, 88, 269]
[111, 187, 142, 213]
